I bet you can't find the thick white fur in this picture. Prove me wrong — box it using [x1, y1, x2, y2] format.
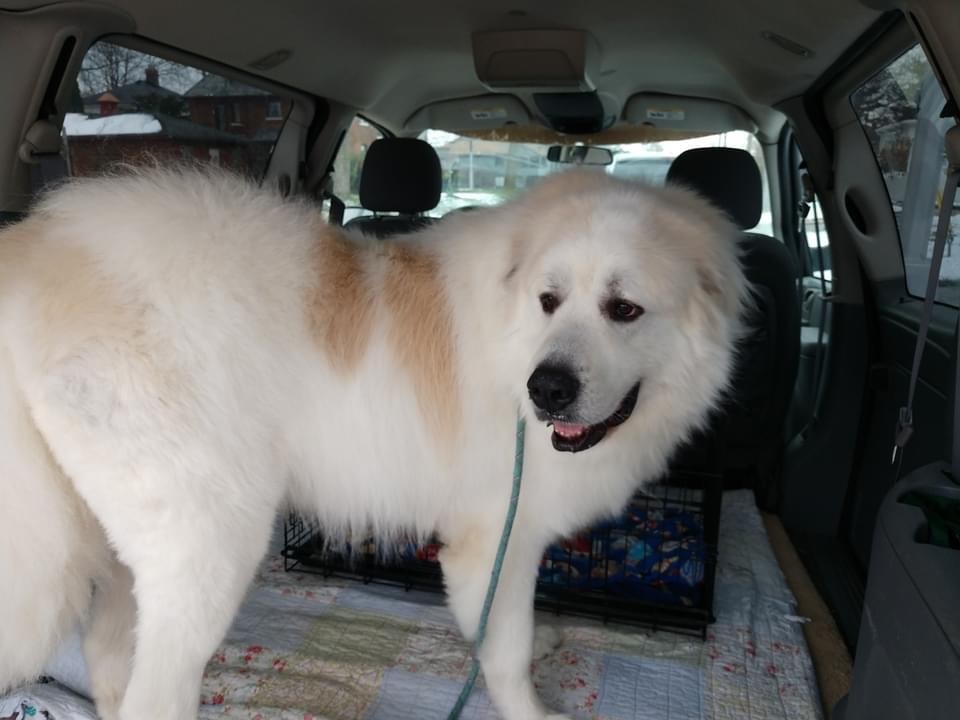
[0, 167, 746, 720]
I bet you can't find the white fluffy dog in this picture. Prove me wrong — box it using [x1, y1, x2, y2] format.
[0, 167, 746, 720]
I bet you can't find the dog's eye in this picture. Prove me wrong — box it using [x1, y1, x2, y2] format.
[539, 292, 560, 315]
[607, 299, 644, 322]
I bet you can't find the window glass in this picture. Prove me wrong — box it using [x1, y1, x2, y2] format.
[851, 45, 957, 304]
[802, 190, 832, 283]
[417, 130, 773, 235]
[787, 137, 831, 283]
[65, 40, 291, 179]
[331, 117, 383, 222]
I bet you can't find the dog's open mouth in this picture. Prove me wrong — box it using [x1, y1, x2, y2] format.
[547, 383, 641, 453]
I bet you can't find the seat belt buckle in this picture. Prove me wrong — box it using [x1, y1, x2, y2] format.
[892, 406, 914, 464]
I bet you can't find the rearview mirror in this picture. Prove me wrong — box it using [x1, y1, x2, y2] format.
[546, 145, 613, 166]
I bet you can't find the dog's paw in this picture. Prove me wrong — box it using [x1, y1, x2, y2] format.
[532, 624, 562, 659]
[91, 685, 123, 720]
[93, 701, 122, 720]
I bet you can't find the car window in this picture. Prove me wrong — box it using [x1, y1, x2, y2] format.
[851, 44, 957, 305]
[803, 192, 832, 284]
[418, 129, 773, 236]
[331, 117, 384, 223]
[65, 40, 292, 179]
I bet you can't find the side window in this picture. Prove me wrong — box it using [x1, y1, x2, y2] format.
[800, 181, 832, 284]
[783, 136, 833, 287]
[330, 117, 383, 222]
[851, 45, 956, 304]
[66, 40, 292, 179]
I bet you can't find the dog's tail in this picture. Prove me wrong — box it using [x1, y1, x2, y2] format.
[0, 346, 105, 692]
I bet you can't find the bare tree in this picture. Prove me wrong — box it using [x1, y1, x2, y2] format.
[78, 41, 202, 96]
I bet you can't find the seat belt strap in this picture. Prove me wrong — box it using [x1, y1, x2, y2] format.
[328, 193, 345, 226]
[893, 125, 960, 469]
[953, 297, 960, 479]
[950, 129, 960, 479]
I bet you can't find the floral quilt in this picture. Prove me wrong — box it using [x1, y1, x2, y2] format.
[1, 490, 822, 720]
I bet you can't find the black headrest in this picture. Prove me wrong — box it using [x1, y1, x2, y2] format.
[359, 138, 442, 214]
[666, 148, 762, 229]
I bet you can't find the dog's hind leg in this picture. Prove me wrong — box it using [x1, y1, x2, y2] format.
[441, 525, 571, 720]
[28, 386, 283, 718]
[116, 509, 275, 720]
[74, 465, 280, 720]
[83, 558, 135, 720]
[69, 450, 282, 720]
[0, 351, 107, 693]
[22, 336, 289, 719]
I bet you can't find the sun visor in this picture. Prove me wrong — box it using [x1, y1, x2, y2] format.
[624, 94, 757, 134]
[472, 29, 600, 92]
[405, 94, 531, 132]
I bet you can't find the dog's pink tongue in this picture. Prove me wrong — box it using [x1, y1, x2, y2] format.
[553, 422, 588, 439]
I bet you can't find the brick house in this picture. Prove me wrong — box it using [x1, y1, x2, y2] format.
[63, 112, 249, 176]
[81, 66, 185, 118]
[66, 68, 289, 177]
[184, 75, 290, 138]
[182, 75, 292, 173]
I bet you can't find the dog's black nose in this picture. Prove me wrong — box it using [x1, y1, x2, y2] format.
[527, 365, 580, 413]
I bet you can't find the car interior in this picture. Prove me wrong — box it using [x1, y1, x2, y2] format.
[0, 0, 958, 718]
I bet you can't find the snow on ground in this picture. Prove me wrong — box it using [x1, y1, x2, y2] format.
[62, 112, 161, 136]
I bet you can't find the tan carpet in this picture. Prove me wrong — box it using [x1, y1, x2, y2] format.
[763, 513, 853, 718]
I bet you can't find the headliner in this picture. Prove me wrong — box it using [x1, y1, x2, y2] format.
[8, 0, 885, 136]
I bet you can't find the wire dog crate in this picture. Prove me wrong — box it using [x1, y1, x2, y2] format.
[283, 472, 721, 637]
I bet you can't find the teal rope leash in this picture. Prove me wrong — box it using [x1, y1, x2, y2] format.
[446, 415, 527, 720]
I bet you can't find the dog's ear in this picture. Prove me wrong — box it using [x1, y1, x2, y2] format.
[695, 249, 749, 324]
[697, 266, 723, 302]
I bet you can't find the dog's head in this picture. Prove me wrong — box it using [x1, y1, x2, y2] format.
[501, 170, 747, 455]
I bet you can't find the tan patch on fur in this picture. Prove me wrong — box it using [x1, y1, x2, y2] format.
[1, 220, 141, 361]
[1, 220, 191, 429]
[308, 228, 375, 373]
[383, 244, 460, 445]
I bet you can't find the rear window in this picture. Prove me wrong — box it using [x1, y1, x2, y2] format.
[417, 130, 773, 236]
[65, 40, 292, 179]
[851, 44, 957, 304]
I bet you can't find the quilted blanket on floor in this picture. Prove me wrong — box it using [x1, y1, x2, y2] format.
[1, 490, 822, 720]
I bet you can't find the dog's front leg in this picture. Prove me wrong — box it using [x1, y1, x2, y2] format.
[441, 526, 571, 720]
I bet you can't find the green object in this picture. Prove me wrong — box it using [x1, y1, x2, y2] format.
[901, 489, 960, 549]
[446, 415, 526, 720]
